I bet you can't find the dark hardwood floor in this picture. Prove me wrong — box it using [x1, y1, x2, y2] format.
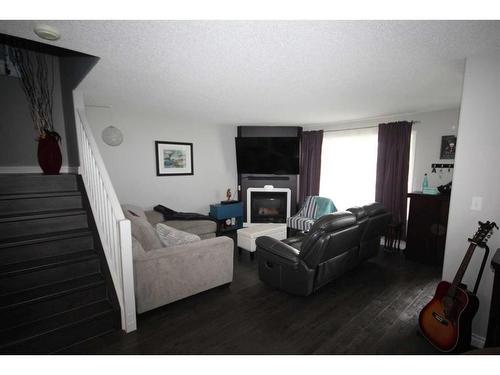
[63, 245, 442, 354]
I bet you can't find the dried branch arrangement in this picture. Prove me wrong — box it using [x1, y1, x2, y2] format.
[9, 47, 59, 140]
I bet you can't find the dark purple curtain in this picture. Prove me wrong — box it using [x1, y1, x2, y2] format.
[299, 130, 323, 205]
[375, 121, 412, 234]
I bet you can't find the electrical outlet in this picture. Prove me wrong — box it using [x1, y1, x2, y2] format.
[471, 196, 483, 211]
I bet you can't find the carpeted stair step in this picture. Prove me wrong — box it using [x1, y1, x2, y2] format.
[0, 173, 120, 352]
[0, 229, 94, 265]
[0, 250, 100, 295]
[0, 209, 89, 240]
[0, 191, 83, 216]
[0, 174, 78, 195]
[0, 274, 107, 329]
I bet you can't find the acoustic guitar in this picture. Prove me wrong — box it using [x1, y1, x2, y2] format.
[418, 221, 497, 352]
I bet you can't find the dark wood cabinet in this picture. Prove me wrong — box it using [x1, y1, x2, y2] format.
[405, 192, 450, 265]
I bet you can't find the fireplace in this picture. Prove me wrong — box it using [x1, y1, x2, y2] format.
[247, 187, 291, 224]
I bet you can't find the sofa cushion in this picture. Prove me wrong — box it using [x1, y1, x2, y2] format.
[346, 206, 367, 221]
[287, 216, 315, 232]
[162, 220, 216, 236]
[122, 204, 163, 251]
[363, 202, 387, 217]
[122, 204, 147, 221]
[145, 210, 165, 226]
[156, 223, 201, 247]
[309, 211, 356, 233]
[144, 210, 216, 236]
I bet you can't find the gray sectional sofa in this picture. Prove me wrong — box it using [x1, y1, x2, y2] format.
[122, 204, 234, 313]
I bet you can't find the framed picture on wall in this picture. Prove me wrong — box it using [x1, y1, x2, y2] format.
[440, 135, 457, 159]
[155, 141, 194, 176]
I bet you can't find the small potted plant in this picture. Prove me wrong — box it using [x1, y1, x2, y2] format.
[10, 46, 62, 175]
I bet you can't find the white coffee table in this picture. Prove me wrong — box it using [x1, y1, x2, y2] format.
[237, 223, 287, 259]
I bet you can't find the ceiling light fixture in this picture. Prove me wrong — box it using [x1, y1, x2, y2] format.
[33, 24, 61, 41]
[102, 126, 123, 146]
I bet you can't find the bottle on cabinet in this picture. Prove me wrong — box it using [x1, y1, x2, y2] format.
[422, 173, 429, 191]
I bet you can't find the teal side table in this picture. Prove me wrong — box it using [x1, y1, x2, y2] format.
[209, 202, 244, 234]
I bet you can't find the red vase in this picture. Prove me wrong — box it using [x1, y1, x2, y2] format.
[38, 135, 62, 175]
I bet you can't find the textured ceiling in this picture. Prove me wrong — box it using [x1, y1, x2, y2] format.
[2, 20, 500, 125]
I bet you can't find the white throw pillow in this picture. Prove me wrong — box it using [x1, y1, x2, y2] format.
[155, 223, 201, 247]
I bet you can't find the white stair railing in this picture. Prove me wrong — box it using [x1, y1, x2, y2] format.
[73, 91, 137, 333]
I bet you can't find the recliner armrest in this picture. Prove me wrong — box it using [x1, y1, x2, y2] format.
[255, 236, 300, 266]
[282, 236, 304, 250]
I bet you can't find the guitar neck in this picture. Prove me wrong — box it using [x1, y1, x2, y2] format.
[449, 243, 477, 296]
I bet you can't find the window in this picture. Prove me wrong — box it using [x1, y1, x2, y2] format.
[319, 127, 379, 211]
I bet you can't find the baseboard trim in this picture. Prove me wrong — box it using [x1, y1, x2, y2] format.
[471, 333, 485, 349]
[0, 166, 79, 174]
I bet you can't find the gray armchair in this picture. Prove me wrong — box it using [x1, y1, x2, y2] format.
[287, 195, 336, 232]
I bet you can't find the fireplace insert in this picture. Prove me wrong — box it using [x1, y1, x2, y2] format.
[250, 191, 288, 223]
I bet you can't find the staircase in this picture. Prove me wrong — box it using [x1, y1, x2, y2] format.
[0, 173, 121, 353]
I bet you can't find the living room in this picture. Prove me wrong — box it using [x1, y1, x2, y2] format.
[2, 1, 500, 373]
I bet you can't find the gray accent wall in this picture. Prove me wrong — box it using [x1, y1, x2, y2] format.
[59, 55, 99, 167]
[0, 54, 68, 169]
[0, 75, 35, 166]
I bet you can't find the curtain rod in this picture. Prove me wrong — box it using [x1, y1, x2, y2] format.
[322, 121, 420, 133]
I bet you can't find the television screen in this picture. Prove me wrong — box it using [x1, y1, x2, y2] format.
[235, 137, 300, 174]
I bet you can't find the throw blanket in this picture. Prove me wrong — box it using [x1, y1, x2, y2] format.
[314, 197, 337, 219]
[154, 204, 217, 222]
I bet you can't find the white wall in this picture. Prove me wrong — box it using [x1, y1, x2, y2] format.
[442, 52, 500, 346]
[305, 107, 460, 193]
[85, 105, 238, 214]
[410, 110, 459, 191]
[85, 104, 459, 218]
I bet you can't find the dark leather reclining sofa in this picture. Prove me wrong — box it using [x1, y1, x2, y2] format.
[255, 203, 391, 296]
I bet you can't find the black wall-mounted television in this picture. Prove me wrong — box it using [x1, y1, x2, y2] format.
[235, 137, 300, 175]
